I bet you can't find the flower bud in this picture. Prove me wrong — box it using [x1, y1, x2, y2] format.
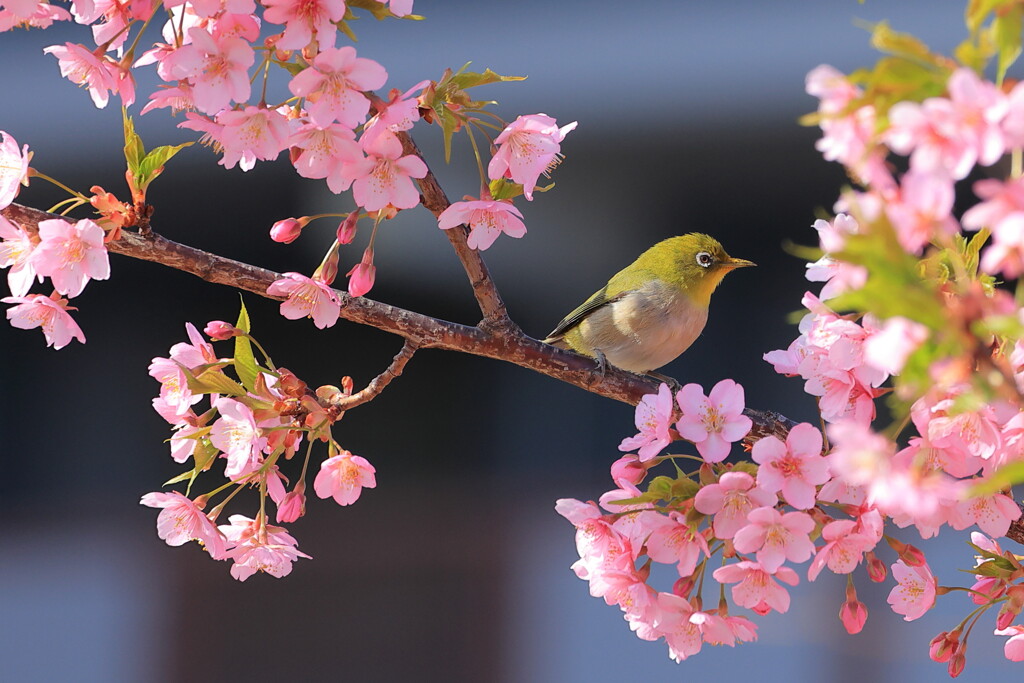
[610, 454, 646, 487]
[276, 485, 306, 524]
[947, 650, 966, 678]
[673, 576, 695, 598]
[839, 598, 867, 634]
[277, 368, 307, 397]
[347, 247, 376, 297]
[866, 551, 887, 582]
[270, 217, 309, 244]
[929, 630, 958, 663]
[887, 537, 926, 566]
[314, 242, 340, 286]
[337, 211, 359, 244]
[204, 320, 237, 340]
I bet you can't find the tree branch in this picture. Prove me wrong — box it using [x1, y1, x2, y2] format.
[328, 339, 419, 411]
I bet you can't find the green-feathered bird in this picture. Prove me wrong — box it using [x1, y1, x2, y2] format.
[543, 234, 755, 374]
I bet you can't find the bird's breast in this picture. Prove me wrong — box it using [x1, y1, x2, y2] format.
[578, 280, 709, 373]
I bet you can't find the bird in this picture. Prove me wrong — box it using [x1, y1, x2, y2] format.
[543, 233, 755, 377]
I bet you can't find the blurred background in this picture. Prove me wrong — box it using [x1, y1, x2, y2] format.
[0, 1, 1020, 681]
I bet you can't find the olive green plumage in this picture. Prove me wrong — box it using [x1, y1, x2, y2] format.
[543, 234, 754, 374]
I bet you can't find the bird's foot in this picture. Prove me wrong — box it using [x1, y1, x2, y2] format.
[594, 350, 609, 377]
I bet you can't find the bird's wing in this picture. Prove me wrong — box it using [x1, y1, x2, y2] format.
[544, 285, 627, 341]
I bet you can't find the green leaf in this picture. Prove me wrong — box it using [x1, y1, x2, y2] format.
[234, 299, 259, 392]
[135, 142, 192, 194]
[869, 20, 938, 62]
[450, 67, 526, 91]
[669, 477, 700, 501]
[192, 368, 248, 396]
[122, 109, 145, 178]
[993, 4, 1023, 82]
[967, 460, 1024, 495]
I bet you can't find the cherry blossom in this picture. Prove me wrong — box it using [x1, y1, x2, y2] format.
[219, 514, 311, 581]
[180, 106, 290, 172]
[43, 42, 130, 109]
[0, 131, 30, 210]
[289, 122, 363, 194]
[995, 625, 1024, 662]
[266, 272, 341, 329]
[863, 316, 928, 376]
[732, 506, 815, 573]
[712, 561, 800, 615]
[313, 450, 376, 505]
[693, 471, 777, 539]
[617, 382, 674, 462]
[347, 134, 427, 211]
[751, 422, 830, 509]
[210, 397, 267, 479]
[360, 80, 427, 148]
[140, 491, 228, 559]
[262, 0, 346, 51]
[30, 217, 109, 298]
[948, 493, 1021, 538]
[2, 292, 85, 349]
[885, 170, 960, 253]
[162, 27, 254, 115]
[0, 1, 71, 30]
[643, 511, 710, 577]
[0, 215, 38, 296]
[289, 46, 387, 129]
[487, 113, 577, 200]
[437, 198, 527, 251]
[887, 559, 937, 621]
[807, 518, 877, 580]
[675, 379, 752, 463]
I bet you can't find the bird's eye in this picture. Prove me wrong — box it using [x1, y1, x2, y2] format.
[696, 251, 713, 268]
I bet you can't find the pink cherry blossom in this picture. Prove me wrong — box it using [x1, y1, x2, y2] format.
[347, 134, 427, 211]
[980, 213, 1024, 278]
[3, 292, 85, 349]
[383, 0, 412, 16]
[0, 1, 71, 30]
[314, 450, 376, 505]
[617, 383, 674, 462]
[805, 214, 867, 299]
[360, 80, 427, 148]
[948, 493, 1021, 538]
[289, 122, 363, 193]
[30, 217, 109, 297]
[276, 487, 306, 524]
[885, 169, 960, 253]
[219, 514, 311, 581]
[210, 397, 267, 479]
[266, 272, 341, 329]
[163, 27, 254, 115]
[0, 131, 30, 210]
[807, 519, 877, 580]
[732, 506, 815, 573]
[168, 420, 204, 463]
[653, 593, 703, 661]
[751, 422, 830, 509]
[140, 491, 228, 559]
[643, 511, 710, 577]
[712, 561, 799, 615]
[0, 215, 38, 296]
[289, 46, 387, 129]
[262, 0, 346, 51]
[675, 379, 752, 463]
[487, 113, 577, 200]
[147, 356, 201, 420]
[887, 559, 937, 621]
[609, 454, 646, 488]
[693, 471, 777, 539]
[437, 198, 527, 251]
[180, 106, 290, 172]
[43, 42, 124, 109]
[863, 316, 928, 376]
[995, 625, 1024, 662]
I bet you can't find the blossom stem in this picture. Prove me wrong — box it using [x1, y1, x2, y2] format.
[32, 172, 88, 202]
[463, 121, 487, 190]
[242, 333, 276, 370]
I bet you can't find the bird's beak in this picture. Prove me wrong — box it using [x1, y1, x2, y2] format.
[723, 257, 756, 269]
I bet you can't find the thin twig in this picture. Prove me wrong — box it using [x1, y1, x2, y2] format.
[329, 340, 419, 411]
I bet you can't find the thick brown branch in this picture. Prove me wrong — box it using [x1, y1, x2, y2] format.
[329, 340, 419, 411]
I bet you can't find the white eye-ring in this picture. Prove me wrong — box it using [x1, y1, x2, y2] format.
[696, 251, 713, 268]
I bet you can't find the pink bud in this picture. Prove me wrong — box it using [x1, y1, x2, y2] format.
[866, 552, 887, 582]
[997, 606, 1016, 631]
[276, 489, 306, 523]
[270, 217, 308, 243]
[315, 244, 340, 286]
[347, 247, 376, 297]
[204, 320, 237, 340]
[673, 576, 695, 598]
[839, 598, 867, 634]
[610, 454, 646, 487]
[948, 651, 966, 678]
[887, 537, 926, 566]
[929, 631, 958, 663]
[337, 212, 359, 244]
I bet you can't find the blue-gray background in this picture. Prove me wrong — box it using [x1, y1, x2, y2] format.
[0, 1, 1019, 681]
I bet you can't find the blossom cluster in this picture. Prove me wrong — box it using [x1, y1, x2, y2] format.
[0, 133, 108, 348]
[560, 380, 1024, 668]
[140, 320, 375, 580]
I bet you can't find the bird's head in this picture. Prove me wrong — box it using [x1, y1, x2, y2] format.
[641, 233, 756, 306]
